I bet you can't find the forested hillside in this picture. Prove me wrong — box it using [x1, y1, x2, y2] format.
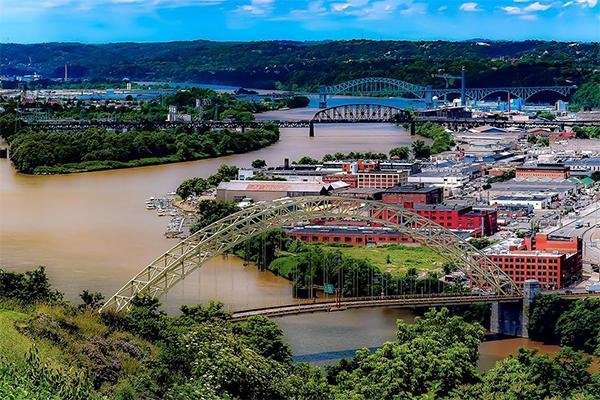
[2, 40, 599, 92]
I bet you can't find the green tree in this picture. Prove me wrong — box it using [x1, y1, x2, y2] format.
[411, 140, 431, 159]
[0, 267, 62, 304]
[450, 348, 595, 400]
[329, 308, 484, 399]
[294, 156, 320, 165]
[468, 237, 494, 250]
[79, 290, 105, 309]
[572, 76, 600, 111]
[190, 200, 240, 233]
[233, 316, 292, 364]
[537, 136, 550, 147]
[251, 159, 266, 168]
[555, 298, 600, 353]
[389, 146, 409, 159]
[527, 294, 568, 343]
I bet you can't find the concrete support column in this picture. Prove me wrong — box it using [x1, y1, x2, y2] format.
[410, 121, 416, 136]
[319, 86, 327, 108]
[490, 301, 524, 337]
[425, 86, 433, 109]
[522, 279, 541, 339]
[309, 122, 315, 137]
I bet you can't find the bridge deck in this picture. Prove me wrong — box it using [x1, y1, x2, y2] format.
[230, 292, 600, 321]
[230, 294, 523, 321]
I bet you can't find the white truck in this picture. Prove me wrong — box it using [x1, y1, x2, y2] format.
[585, 282, 600, 293]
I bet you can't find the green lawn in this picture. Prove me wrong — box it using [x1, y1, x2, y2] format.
[0, 309, 31, 363]
[0, 308, 63, 365]
[319, 244, 445, 276]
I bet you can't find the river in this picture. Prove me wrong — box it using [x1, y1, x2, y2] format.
[0, 117, 572, 370]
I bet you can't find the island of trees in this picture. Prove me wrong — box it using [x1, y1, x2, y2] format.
[6, 124, 279, 174]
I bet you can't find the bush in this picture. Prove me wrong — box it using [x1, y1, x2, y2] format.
[0, 267, 62, 304]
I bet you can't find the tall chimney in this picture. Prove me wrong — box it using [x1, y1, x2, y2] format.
[284, 158, 290, 170]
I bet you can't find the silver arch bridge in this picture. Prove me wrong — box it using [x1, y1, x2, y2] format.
[101, 196, 520, 313]
[318, 77, 576, 107]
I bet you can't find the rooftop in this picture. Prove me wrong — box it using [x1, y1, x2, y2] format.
[217, 180, 326, 193]
[384, 185, 441, 194]
[493, 195, 551, 201]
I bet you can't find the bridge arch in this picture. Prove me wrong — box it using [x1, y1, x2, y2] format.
[101, 196, 521, 312]
[319, 77, 428, 107]
[311, 104, 413, 123]
[322, 77, 427, 98]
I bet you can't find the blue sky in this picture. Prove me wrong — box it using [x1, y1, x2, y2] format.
[1, 0, 598, 43]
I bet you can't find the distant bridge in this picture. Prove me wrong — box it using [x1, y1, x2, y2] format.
[318, 77, 577, 107]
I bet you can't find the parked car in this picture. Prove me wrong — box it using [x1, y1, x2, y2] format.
[585, 282, 600, 293]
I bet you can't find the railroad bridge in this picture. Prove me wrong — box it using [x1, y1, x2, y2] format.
[100, 196, 552, 337]
[26, 113, 600, 136]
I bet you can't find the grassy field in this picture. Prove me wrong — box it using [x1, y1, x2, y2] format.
[267, 244, 446, 278]
[319, 244, 445, 275]
[0, 308, 64, 366]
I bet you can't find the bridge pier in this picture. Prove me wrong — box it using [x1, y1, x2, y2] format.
[309, 122, 315, 137]
[490, 279, 540, 338]
[425, 85, 433, 109]
[410, 121, 416, 136]
[319, 86, 327, 108]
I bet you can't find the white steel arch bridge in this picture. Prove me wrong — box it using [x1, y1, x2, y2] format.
[318, 77, 576, 107]
[101, 197, 521, 313]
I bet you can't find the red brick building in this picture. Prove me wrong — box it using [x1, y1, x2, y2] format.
[285, 225, 418, 245]
[376, 204, 498, 237]
[486, 234, 582, 289]
[516, 164, 570, 180]
[381, 184, 443, 206]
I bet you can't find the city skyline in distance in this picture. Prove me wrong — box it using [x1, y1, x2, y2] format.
[1, 0, 599, 44]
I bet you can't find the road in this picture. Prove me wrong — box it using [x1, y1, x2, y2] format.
[546, 203, 600, 269]
[230, 294, 524, 321]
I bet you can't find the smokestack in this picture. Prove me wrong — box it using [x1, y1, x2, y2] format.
[284, 158, 290, 170]
[64, 64, 68, 81]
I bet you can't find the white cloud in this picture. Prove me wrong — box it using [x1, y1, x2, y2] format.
[330, 0, 421, 20]
[501, 1, 552, 16]
[501, 5, 525, 14]
[519, 13, 539, 19]
[237, 0, 275, 15]
[576, 0, 597, 7]
[564, 0, 598, 6]
[459, 2, 481, 12]
[331, 0, 369, 12]
[524, 1, 551, 11]
[285, 0, 328, 20]
[400, 2, 427, 15]
[437, 5, 448, 11]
